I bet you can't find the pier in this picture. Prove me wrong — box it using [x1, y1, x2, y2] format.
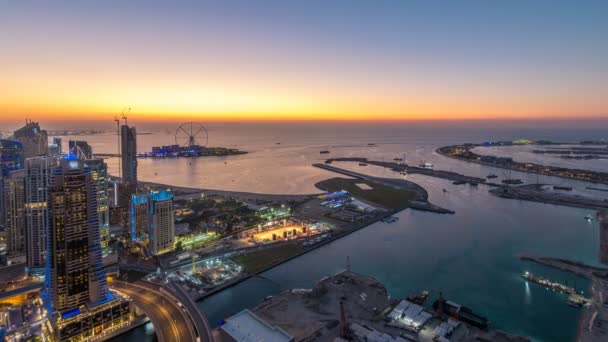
[600, 212, 608, 265]
[490, 184, 608, 211]
[324, 157, 488, 185]
[519, 255, 608, 341]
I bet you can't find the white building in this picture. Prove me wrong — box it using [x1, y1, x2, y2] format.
[219, 309, 294, 342]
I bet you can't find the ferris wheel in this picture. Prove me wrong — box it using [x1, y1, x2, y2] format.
[175, 122, 208, 148]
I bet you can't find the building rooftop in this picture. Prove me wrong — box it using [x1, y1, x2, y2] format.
[221, 309, 294, 342]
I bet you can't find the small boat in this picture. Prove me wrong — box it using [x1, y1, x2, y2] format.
[585, 215, 593, 221]
[554, 185, 573, 191]
[486, 174, 498, 179]
[502, 179, 524, 185]
[324, 160, 333, 164]
[358, 163, 368, 166]
[469, 182, 479, 186]
[453, 180, 466, 185]
[393, 157, 403, 161]
[320, 150, 330, 154]
[419, 162, 434, 169]
[407, 291, 429, 305]
[381, 216, 398, 223]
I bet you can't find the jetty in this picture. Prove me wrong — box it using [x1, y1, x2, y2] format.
[520, 255, 608, 342]
[490, 184, 608, 211]
[323, 157, 488, 185]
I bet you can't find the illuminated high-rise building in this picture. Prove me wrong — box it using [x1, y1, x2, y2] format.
[12, 120, 49, 158]
[24, 156, 58, 272]
[3, 170, 26, 265]
[45, 153, 106, 311]
[44, 153, 131, 341]
[131, 190, 175, 256]
[0, 139, 24, 228]
[85, 159, 110, 250]
[120, 125, 137, 185]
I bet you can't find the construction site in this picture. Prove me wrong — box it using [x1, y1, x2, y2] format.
[247, 271, 529, 342]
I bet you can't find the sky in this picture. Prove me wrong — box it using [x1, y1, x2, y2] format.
[1, 0, 607, 123]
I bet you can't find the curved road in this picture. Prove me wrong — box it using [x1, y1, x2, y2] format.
[110, 281, 199, 342]
[166, 280, 215, 342]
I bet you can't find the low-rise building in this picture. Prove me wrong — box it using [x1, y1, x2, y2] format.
[219, 309, 294, 342]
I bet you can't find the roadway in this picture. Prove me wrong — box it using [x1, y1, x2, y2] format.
[0, 282, 43, 300]
[110, 281, 199, 342]
[166, 280, 215, 342]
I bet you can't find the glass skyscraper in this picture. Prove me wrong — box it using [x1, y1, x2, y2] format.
[0, 139, 24, 229]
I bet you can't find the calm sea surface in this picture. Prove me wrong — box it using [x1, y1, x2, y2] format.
[89, 121, 607, 342]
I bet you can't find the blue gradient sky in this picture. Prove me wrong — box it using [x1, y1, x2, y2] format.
[1, 0, 607, 121]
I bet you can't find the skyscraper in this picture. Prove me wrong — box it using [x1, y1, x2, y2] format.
[0, 139, 24, 228]
[4, 170, 26, 265]
[12, 120, 49, 158]
[68, 140, 93, 160]
[45, 153, 106, 312]
[120, 125, 137, 185]
[131, 190, 175, 256]
[25, 156, 58, 272]
[85, 159, 110, 251]
[44, 153, 131, 341]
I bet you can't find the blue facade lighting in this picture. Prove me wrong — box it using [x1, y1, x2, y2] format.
[130, 189, 173, 253]
[63, 152, 79, 161]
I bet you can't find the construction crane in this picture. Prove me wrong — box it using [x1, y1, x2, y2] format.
[121, 107, 131, 125]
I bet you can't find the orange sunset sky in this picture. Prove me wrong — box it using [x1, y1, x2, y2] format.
[1, 1, 607, 123]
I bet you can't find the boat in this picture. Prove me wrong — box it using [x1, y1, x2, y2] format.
[486, 174, 498, 179]
[393, 157, 403, 161]
[432, 296, 489, 329]
[380, 216, 399, 223]
[502, 179, 524, 185]
[324, 160, 333, 164]
[419, 162, 434, 169]
[452, 181, 466, 185]
[469, 182, 479, 186]
[359, 163, 368, 166]
[320, 150, 330, 154]
[585, 214, 593, 221]
[406, 291, 429, 305]
[554, 185, 573, 191]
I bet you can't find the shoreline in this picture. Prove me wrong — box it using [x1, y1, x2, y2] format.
[145, 165, 441, 305]
[436, 144, 608, 185]
[193, 207, 403, 303]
